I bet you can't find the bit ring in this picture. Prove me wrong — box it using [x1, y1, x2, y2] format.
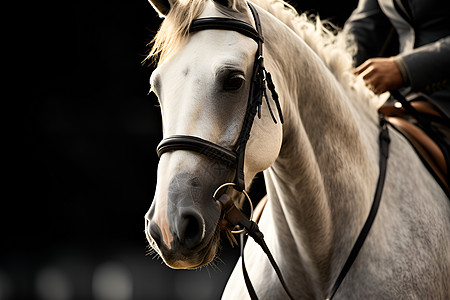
[213, 183, 254, 234]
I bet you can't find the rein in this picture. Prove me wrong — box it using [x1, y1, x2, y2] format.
[327, 115, 390, 299]
[213, 115, 390, 300]
[155, 3, 391, 299]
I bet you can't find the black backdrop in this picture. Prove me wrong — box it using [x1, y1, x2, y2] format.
[8, 0, 356, 299]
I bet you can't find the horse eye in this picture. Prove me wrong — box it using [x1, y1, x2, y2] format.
[223, 74, 245, 91]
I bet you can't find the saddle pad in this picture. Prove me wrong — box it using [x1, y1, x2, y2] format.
[387, 116, 449, 192]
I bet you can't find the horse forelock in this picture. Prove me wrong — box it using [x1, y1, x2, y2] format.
[146, 0, 249, 65]
[146, 0, 207, 65]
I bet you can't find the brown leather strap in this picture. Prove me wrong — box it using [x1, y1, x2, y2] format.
[381, 91, 449, 192]
[387, 117, 449, 191]
[379, 100, 444, 119]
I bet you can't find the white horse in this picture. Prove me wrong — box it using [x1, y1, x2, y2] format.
[144, 0, 450, 298]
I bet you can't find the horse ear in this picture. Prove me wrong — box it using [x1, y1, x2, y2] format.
[148, 0, 174, 17]
[213, 0, 231, 8]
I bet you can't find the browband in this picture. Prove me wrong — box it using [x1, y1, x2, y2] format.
[189, 17, 263, 43]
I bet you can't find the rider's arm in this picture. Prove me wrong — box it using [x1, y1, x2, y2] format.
[343, 0, 395, 67]
[395, 36, 450, 93]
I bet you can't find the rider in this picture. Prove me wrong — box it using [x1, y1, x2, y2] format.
[343, 0, 450, 183]
[343, 0, 450, 117]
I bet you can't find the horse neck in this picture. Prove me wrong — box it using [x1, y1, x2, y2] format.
[260, 12, 380, 294]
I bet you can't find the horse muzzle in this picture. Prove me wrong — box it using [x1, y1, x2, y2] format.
[145, 171, 227, 269]
[145, 211, 221, 269]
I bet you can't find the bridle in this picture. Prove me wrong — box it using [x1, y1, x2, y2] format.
[156, 3, 291, 298]
[156, 3, 283, 193]
[155, 3, 391, 299]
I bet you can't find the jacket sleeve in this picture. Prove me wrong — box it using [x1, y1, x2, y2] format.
[397, 36, 450, 93]
[343, 0, 395, 67]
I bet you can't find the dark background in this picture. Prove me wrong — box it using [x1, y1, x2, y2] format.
[7, 0, 356, 299]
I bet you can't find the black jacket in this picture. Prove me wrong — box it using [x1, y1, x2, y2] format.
[344, 0, 450, 118]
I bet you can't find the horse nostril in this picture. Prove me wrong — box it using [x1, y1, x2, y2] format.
[178, 211, 205, 249]
[185, 215, 200, 239]
[149, 222, 162, 248]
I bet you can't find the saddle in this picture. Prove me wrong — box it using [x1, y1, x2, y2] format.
[379, 99, 449, 192]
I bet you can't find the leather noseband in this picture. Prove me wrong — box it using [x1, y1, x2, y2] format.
[157, 135, 237, 167]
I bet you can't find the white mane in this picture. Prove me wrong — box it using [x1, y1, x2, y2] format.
[249, 0, 383, 116]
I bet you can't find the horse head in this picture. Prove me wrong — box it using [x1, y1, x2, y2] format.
[144, 0, 283, 269]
